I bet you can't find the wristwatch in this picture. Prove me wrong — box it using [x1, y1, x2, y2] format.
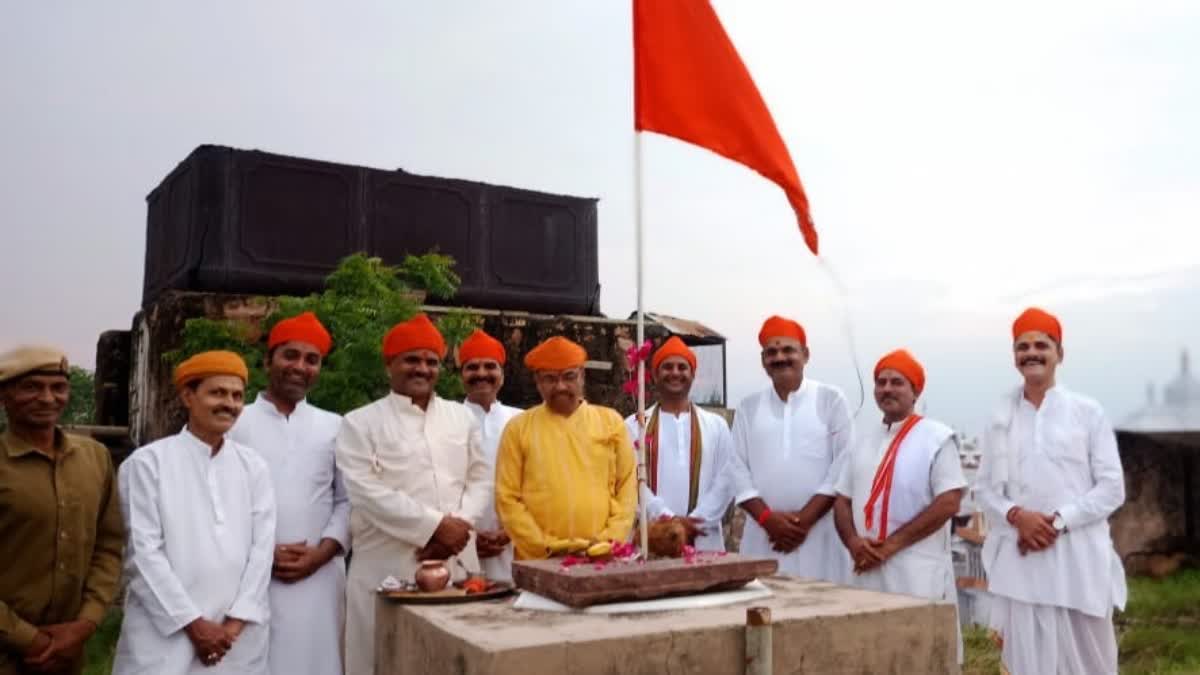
[1052, 512, 1067, 533]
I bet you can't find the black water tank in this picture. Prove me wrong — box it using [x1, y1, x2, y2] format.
[142, 145, 601, 314]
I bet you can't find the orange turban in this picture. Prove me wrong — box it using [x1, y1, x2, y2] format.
[758, 315, 806, 347]
[457, 329, 506, 366]
[268, 311, 332, 355]
[651, 336, 697, 372]
[874, 349, 925, 395]
[174, 350, 249, 390]
[1012, 307, 1062, 344]
[523, 336, 587, 371]
[383, 314, 447, 359]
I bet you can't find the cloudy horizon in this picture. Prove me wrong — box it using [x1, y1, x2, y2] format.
[3, 1, 1198, 436]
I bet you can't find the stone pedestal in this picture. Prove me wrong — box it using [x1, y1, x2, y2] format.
[374, 576, 959, 675]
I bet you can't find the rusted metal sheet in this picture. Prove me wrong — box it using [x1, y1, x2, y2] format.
[640, 311, 726, 343]
[143, 145, 600, 315]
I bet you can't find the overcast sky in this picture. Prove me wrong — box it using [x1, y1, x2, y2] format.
[3, 1, 1198, 434]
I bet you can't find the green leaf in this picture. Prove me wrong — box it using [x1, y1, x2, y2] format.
[171, 252, 476, 414]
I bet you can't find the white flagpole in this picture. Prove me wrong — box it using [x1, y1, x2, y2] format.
[634, 130, 650, 559]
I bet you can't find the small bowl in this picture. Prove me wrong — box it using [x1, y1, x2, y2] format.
[414, 560, 451, 592]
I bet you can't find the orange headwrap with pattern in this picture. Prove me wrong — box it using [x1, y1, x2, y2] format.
[268, 311, 333, 355]
[651, 336, 697, 372]
[457, 329, 506, 366]
[383, 314, 447, 359]
[523, 336, 587, 371]
[174, 350, 249, 390]
[758, 315, 806, 347]
[1012, 307, 1062, 345]
[874, 349, 926, 395]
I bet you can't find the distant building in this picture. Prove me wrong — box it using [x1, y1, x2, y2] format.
[953, 435, 990, 626]
[1111, 350, 1200, 564]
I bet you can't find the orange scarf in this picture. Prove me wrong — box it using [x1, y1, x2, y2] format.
[863, 415, 922, 540]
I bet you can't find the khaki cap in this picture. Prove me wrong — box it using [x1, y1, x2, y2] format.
[0, 345, 70, 384]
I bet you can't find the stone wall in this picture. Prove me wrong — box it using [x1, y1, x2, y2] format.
[427, 305, 673, 415]
[108, 291, 725, 446]
[1112, 432, 1199, 564]
[125, 292, 276, 445]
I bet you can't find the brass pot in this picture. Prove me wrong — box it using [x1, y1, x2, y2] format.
[414, 560, 450, 592]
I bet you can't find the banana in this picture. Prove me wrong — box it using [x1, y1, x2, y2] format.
[586, 541, 613, 558]
[547, 539, 573, 555]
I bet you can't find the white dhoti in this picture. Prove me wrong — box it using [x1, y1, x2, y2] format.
[988, 596, 1118, 675]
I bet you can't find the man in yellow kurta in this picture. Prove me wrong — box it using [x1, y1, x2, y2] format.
[495, 336, 637, 559]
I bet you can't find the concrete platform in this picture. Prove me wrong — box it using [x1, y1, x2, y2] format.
[374, 576, 959, 674]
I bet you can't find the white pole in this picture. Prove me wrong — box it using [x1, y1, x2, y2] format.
[634, 130, 650, 559]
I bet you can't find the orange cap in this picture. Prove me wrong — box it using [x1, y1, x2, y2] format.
[523, 336, 587, 371]
[874, 349, 925, 395]
[758, 315, 806, 347]
[651, 336, 697, 372]
[174, 350, 249, 390]
[457, 329, 506, 366]
[268, 311, 333, 355]
[1012, 307, 1062, 344]
[382, 314, 447, 359]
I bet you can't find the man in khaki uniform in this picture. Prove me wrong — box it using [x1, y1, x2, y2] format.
[0, 346, 124, 675]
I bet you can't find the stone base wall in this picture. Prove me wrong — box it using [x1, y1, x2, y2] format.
[103, 291, 725, 447]
[1112, 432, 1200, 568]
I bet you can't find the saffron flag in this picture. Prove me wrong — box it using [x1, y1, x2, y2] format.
[633, 0, 818, 255]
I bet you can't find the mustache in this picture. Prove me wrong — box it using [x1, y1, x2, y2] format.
[467, 376, 498, 386]
[212, 407, 239, 417]
[1020, 357, 1046, 366]
[767, 361, 795, 370]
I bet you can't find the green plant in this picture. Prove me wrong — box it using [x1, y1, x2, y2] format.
[64, 366, 97, 425]
[167, 253, 478, 414]
[396, 252, 461, 301]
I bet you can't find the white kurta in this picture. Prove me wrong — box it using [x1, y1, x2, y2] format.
[728, 379, 853, 582]
[336, 393, 491, 675]
[976, 385, 1126, 675]
[228, 396, 350, 675]
[114, 428, 276, 675]
[835, 417, 964, 597]
[623, 404, 735, 551]
[836, 416, 966, 661]
[463, 399, 522, 581]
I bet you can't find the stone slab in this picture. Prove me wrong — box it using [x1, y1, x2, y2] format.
[511, 554, 778, 608]
[375, 576, 959, 675]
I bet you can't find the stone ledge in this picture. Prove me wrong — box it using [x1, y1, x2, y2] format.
[375, 576, 958, 674]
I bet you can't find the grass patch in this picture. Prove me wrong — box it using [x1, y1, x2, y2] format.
[1123, 569, 1200, 623]
[82, 609, 121, 675]
[963, 569, 1200, 674]
[1119, 624, 1200, 675]
[963, 625, 1003, 675]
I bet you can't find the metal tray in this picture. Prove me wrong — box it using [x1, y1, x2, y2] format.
[377, 581, 515, 605]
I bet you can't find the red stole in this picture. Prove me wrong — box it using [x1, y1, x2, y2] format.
[863, 415, 923, 540]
